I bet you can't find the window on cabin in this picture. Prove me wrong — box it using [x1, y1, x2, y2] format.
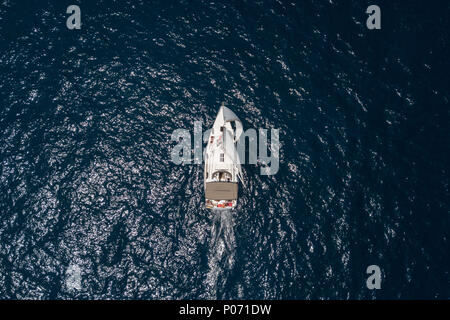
[220, 153, 224, 162]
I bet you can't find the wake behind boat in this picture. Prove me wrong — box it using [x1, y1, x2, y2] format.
[204, 103, 244, 209]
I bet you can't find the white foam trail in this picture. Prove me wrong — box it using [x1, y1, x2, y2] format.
[205, 209, 236, 299]
[65, 264, 82, 291]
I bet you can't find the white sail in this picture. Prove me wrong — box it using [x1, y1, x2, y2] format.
[223, 129, 236, 164]
[221, 105, 243, 142]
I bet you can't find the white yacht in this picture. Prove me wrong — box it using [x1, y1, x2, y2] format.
[204, 103, 244, 209]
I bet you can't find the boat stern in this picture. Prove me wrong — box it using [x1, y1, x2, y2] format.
[205, 199, 237, 210]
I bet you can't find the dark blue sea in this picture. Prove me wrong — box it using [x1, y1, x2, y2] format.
[0, 0, 448, 299]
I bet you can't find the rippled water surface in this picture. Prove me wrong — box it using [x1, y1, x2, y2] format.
[0, 1, 448, 299]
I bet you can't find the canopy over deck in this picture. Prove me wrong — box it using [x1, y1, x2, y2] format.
[205, 182, 238, 200]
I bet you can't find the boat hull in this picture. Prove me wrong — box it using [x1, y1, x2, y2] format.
[204, 105, 243, 210]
